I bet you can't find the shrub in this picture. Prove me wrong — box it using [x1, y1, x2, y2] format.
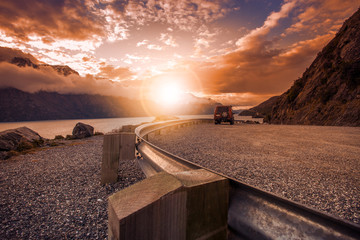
[94, 131, 104, 136]
[16, 141, 33, 152]
[65, 134, 76, 140]
[49, 142, 60, 147]
[54, 135, 65, 140]
[32, 139, 44, 147]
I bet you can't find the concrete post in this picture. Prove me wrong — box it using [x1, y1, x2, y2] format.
[108, 169, 229, 240]
[101, 133, 135, 184]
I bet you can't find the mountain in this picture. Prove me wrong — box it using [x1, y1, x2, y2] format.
[0, 87, 218, 122]
[239, 96, 280, 118]
[10, 56, 79, 76]
[0, 87, 140, 121]
[0, 47, 218, 121]
[267, 8, 360, 126]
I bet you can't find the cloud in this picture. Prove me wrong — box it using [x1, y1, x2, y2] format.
[147, 44, 163, 51]
[236, 0, 297, 49]
[123, 54, 150, 65]
[110, 0, 230, 31]
[0, 61, 143, 98]
[284, 0, 359, 36]
[0, 0, 105, 41]
[136, 39, 149, 47]
[159, 33, 178, 47]
[96, 65, 134, 81]
[188, 31, 335, 97]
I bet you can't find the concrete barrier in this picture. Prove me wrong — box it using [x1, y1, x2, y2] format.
[108, 169, 228, 240]
[101, 133, 136, 184]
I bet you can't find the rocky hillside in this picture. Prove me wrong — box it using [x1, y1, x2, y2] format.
[239, 96, 279, 118]
[269, 8, 360, 126]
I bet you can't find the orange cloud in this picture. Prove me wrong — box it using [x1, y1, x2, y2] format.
[96, 65, 134, 81]
[187, 32, 334, 97]
[0, 47, 140, 98]
[110, 0, 229, 31]
[0, 0, 105, 41]
[285, 0, 359, 35]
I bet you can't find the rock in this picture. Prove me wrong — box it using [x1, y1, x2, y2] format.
[0, 127, 42, 151]
[72, 122, 94, 139]
[0, 127, 43, 159]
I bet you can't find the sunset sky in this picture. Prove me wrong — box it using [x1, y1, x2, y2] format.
[0, 0, 359, 108]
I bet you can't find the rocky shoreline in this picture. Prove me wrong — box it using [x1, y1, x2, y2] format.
[0, 135, 145, 239]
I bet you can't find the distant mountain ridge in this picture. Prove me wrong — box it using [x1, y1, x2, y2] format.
[10, 56, 79, 76]
[0, 47, 218, 122]
[250, 8, 360, 126]
[0, 87, 217, 122]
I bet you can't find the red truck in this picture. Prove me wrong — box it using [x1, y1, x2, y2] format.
[214, 105, 234, 125]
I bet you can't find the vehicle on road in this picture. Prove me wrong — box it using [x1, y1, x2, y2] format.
[214, 105, 234, 125]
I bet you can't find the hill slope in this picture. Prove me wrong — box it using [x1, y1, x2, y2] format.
[269, 8, 360, 126]
[239, 96, 279, 118]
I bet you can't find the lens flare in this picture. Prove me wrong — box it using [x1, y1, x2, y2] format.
[156, 83, 182, 106]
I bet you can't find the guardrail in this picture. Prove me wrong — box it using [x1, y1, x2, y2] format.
[106, 119, 360, 240]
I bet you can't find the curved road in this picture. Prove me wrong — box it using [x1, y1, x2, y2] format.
[150, 123, 360, 225]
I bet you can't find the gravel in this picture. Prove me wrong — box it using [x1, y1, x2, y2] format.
[150, 123, 360, 225]
[0, 135, 145, 239]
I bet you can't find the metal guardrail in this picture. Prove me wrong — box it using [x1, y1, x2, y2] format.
[135, 119, 360, 240]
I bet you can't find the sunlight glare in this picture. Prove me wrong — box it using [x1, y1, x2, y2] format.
[157, 83, 182, 106]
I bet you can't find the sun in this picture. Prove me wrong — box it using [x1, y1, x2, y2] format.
[157, 83, 182, 106]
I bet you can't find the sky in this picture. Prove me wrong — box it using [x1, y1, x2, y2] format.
[0, 0, 359, 108]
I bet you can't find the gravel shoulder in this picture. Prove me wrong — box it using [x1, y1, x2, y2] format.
[0, 135, 145, 239]
[150, 123, 360, 224]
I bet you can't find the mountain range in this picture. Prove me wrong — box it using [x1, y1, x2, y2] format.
[0, 87, 218, 122]
[0, 48, 218, 122]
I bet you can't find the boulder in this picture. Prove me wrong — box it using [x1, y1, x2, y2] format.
[0, 127, 42, 151]
[72, 122, 94, 139]
[0, 127, 43, 160]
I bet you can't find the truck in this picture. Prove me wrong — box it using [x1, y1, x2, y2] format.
[214, 105, 234, 125]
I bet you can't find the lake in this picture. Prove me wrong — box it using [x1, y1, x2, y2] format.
[0, 115, 262, 139]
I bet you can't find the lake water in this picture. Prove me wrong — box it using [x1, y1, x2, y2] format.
[0, 115, 262, 139]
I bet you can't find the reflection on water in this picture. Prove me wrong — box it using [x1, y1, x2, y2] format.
[0, 115, 262, 139]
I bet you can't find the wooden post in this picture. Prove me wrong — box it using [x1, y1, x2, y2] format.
[101, 133, 135, 184]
